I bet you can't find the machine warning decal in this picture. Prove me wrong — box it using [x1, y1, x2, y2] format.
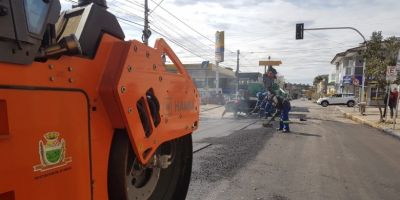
[175, 101, 194, 112]
[33, 132, 72, 172]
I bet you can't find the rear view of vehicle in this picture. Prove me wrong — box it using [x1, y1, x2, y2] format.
[0, 0, 199, 199]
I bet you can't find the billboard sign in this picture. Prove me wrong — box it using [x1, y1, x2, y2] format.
[386, 65, 397, 82]
[342, 75, 352, 84]
[259, 60, 282, 66]
[215, 31, 224, 62]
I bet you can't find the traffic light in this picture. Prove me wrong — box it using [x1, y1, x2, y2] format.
[296, 23, 304, 40]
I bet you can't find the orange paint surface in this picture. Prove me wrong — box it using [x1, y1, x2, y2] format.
[0, 35, 199, 199]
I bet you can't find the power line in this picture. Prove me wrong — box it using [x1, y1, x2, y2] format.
[150, 15, 214, 57]
[150, 27, 214, 62]
[62, 0, 254, 69]
[151, 24, 214, 60]
[110, 3, 144, 20]
[117, 16, 144, 27]
[125, 0, 144, 8]
[150, 15, 213, 50]
[147, 0, 241, 55]
[149, 0, 165, 15]
[149, 13, 254, 67]
[149, 0, 214, 43]
[243, 45, 356, 54]
[120, 1, 254, 66]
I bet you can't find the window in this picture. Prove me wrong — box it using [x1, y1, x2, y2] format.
[24, 0, 50, 35]
[355, 58, 363, 67]
[354, 67, 363, 75]
[349, 59, 354, 67]
[345, 67, 352, 75]
[343, 59, 349, 67]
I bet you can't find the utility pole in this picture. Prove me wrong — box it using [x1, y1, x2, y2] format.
[236, 49, 240, 94]
[216, 61, 219, 92]
[142, 0, 151, 45]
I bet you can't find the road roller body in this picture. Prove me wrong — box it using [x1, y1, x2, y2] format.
[0, 0, 199, 199]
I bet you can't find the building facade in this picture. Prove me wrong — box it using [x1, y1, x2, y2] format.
[181, 63, 236, 94]
[331, 46, 365, 98]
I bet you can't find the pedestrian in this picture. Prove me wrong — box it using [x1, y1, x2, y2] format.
[383, 92, 389, 118]
[277, 97, 291, 133]
[383, 88, 398, 119]
[389, 88, 398, 118]
[264, 93, 274, 118]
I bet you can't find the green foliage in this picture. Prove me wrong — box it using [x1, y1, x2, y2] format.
[313, 75, 324, 86]
[364, 31, 400, 89]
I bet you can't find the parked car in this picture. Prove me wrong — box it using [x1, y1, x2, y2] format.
[316, 93, 357, 107]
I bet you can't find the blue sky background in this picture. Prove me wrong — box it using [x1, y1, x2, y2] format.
[61, 0, 400, 84]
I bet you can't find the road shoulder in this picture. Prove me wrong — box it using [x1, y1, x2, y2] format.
[335, 106, 400, 140]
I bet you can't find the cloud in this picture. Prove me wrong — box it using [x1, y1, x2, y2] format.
[59, 0, 400, 84]
[171, 0, 273, 8]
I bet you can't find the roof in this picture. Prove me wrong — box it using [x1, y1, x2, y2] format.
[330, 46, 365, 64]
[180, 63, 236, 78]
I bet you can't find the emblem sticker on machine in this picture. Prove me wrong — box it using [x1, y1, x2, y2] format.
[33, 132, 72, 172]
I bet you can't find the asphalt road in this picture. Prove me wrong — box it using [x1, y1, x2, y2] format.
[187, 100, 400, 200]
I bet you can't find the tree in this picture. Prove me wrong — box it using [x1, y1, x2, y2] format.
[313, 75, 324, 86]
[363, 31, 400, 121]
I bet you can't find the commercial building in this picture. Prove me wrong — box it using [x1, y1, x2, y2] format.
[181, 63, 236, 94]
[331, 46, 366, 99]
[330, 46, 384, 105]
[238, 72, 263, 85]
[327, 71, 336, 95]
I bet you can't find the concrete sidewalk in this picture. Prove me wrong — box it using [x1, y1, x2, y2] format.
[336, 105, 400, 139]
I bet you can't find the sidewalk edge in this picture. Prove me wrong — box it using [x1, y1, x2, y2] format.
[335, 106, 400, 140]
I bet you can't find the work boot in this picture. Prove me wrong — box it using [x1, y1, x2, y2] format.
[282, 129, 290, 133]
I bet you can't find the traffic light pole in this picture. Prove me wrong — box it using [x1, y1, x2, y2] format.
[303, 27, 366, 42]
[297, 25, 367, 113]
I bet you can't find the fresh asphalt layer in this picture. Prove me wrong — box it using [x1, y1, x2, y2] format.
[187, 100, 400, 200]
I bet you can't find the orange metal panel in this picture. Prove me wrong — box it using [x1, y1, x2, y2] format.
[0, 34, 199, 199]
[109, 39, 199, 164]
[0, 89, 91, 200]
[0, 100, 9, 137]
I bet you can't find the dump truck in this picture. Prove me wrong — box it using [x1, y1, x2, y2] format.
[0, 0, 199, 199]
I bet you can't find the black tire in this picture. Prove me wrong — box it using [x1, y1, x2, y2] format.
[321, 101, 329, 107]
[347, 100, 355, 107]
[108, 130, 193, 200]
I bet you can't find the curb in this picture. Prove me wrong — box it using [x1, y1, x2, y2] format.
[200, 105, 224, 112]
[335, 106, 400, 140]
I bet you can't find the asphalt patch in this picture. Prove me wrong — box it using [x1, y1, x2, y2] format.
[191, 127, 274, 183]
[290, 106, 310, 112]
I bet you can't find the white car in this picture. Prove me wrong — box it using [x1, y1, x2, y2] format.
[317, 93, 357, 107]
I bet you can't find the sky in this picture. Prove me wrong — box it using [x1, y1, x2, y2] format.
[61, 0, 400, 84]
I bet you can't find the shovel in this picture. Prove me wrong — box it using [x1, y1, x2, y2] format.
[262, 112, 279, 128]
